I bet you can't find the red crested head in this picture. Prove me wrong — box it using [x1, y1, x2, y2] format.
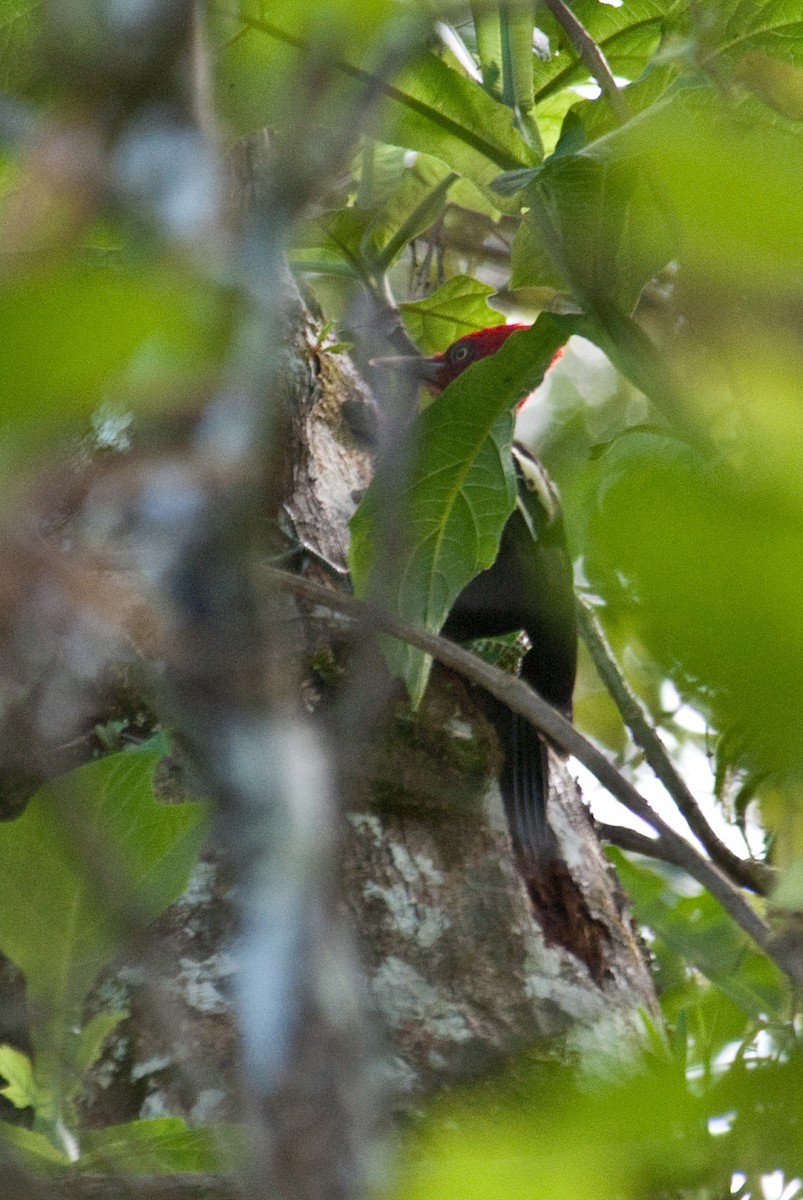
[423, 323, 530, 393]
[370, 322, 564, 403]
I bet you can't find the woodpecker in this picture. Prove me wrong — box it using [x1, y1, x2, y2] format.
[374, 324, 577, 867]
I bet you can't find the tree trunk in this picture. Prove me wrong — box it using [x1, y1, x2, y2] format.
[73, 294, 657, 1138]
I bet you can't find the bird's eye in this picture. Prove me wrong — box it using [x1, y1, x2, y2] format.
[451, 343, 470, 363]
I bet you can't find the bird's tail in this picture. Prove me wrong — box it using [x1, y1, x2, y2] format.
[484, 698, 558, 865]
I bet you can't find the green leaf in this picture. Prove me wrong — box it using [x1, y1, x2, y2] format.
[0, 263, 226, 432]
[350, 315, 572, 702]
[609, 850, 789, 1023]
[0, 1044, 42, 1110]
[373, 170, 459, 272]
[533, 0, 673, 102]
[78, 1117, 244, 1174]
[383, 52, 538, 186]
[73, 1010, 128, 1078]
[399, 275, 506, 354]
[517, 152, 673, 313]
[605, 85, 803, 291]
[307, 208, 377, 281]
[584, 431, 803, 779]
[499, 3, 536, 117]
[471, 3, 504, 99]
[0, 748, 207, 1024]
[0, 1122, 70, 1172]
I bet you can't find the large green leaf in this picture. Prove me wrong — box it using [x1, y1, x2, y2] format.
[350, 315, 572, 703]
[0, 748, 207, 1023]
[602, 85, 803, 291]
[381, 52, 538, 187]
[0, 263, 226, 431]
[399, 275, 506, 354]
[583, 431, 803, 780]
[513, 153, 673, 312]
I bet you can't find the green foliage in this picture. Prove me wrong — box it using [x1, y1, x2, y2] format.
[0, 747, 207, 1159]
[78, 1118, 244, 1175]
[583, 431, 803, 781]
[0, 262, 226, 436]
[350, 315, 572, 702]
[4, 0, 803, 1192]
[398, 276, 506, 353]
[0, 1045, 45, 1112]
[0, 748, 206, 1023]
[0, 1115, 239, 1176]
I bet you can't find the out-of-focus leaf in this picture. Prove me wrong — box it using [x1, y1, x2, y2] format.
[0, 1122, 70, 1172]
[0, 1045, 41, 1110]
[394, 1049, 712, 1200]
[0, 748, 207, 1024]
[73, 1010, 127, 1078]
[770, 856, 803, 911]
[601, 86, 803, 291]
[583, 431, 803, 780]
[78, 1117, 244, 1174]
[399, 275, 505, 353]
[212, 0, 404, 135]
[350, 315, 573, 702]
[713, 1051, 803, 1180]
[734, 51, 803, 119]
[0, 263, 226, 431]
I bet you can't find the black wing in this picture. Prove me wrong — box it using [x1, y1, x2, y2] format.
[443, 443, 577, 862]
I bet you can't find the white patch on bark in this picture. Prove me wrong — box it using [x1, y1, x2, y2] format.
[371, 957, 473, 1043]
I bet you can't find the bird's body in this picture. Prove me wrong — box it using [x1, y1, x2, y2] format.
[374, 323, 577, 867]
[443, 439, 576, 862]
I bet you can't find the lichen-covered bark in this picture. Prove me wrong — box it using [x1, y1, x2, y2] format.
[342, 676, 657, 1094]
[73, 303, 656, 1130]
[0, 295, 657, 1185]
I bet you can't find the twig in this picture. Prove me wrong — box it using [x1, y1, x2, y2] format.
[577, 596, 774, 896]
[264, 567, 803, 985]
[597, 821, 689, 869]
[539, 0, 630, 124]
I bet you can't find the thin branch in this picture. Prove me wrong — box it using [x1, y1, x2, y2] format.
[597, 822, 690, 870]
[577, 596, 774, 896]
[539, 0, 630, 124]
[264, 567, 803, 985]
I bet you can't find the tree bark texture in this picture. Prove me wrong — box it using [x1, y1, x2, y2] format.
[0, 294, 658, 1195]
